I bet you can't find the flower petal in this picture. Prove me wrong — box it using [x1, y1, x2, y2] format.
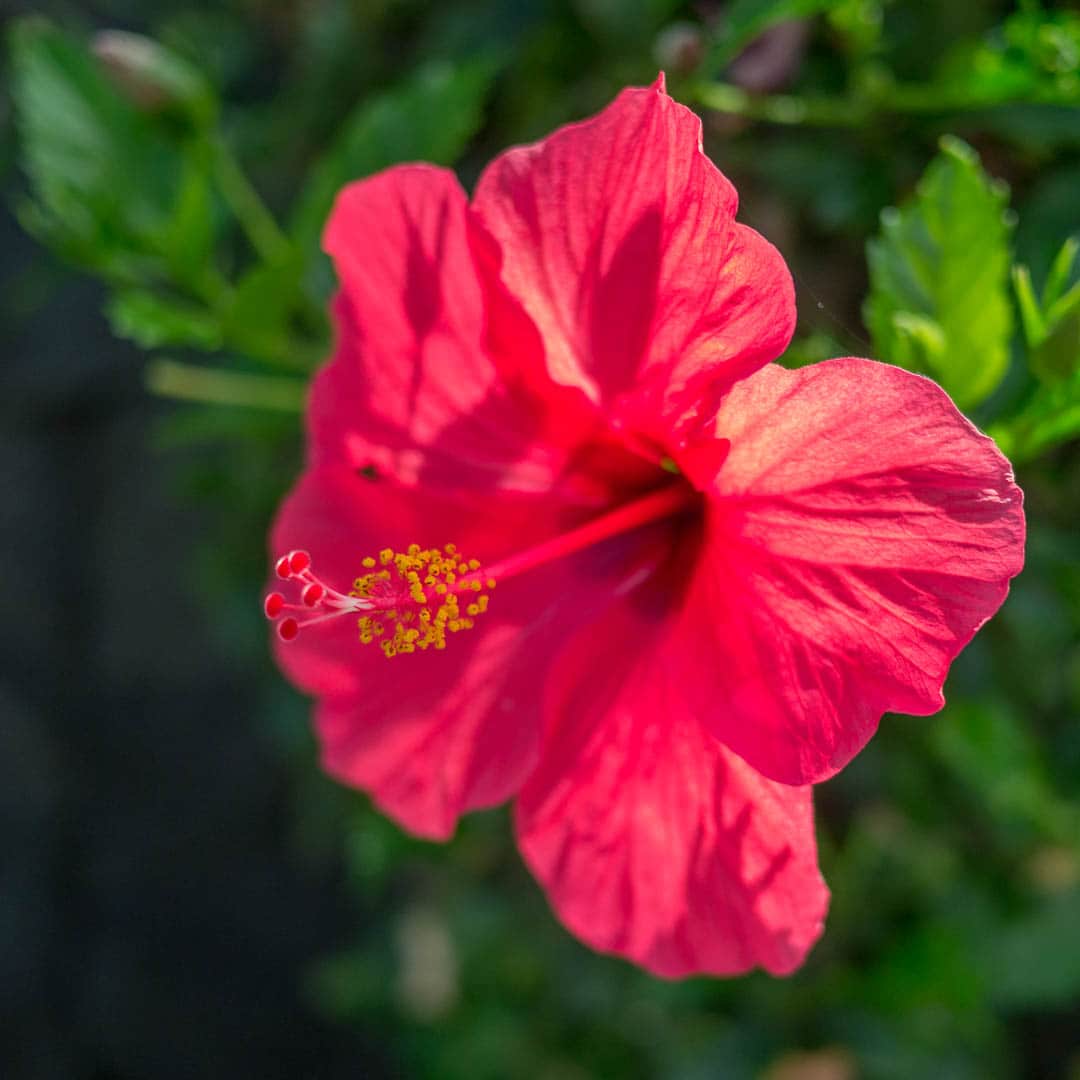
[270, 464, 663, 838]
[517, 592, 827, 978]
[688, 358, 1025, 785]
[470, 77, 795, 439]
[317, 163, 655, 503]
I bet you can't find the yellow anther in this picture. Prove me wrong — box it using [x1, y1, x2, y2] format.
[349, 543, 494, 658]
[486, 578, 496, 589]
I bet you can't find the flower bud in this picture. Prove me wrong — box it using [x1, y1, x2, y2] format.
[93, 30, 214, 123]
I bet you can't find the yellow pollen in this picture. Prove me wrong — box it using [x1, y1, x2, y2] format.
[348, 543, 493, 658]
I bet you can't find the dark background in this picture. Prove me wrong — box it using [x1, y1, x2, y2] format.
[0, 164, 377, 1078]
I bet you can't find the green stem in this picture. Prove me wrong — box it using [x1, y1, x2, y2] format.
[146, 357, 306, 411]
[692, 80, 1080, 128]
[693, 82, 867, 126]
[212, 136, 293, 264]
[249, 338, 328, 373]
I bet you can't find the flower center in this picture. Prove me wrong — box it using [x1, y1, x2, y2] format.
[265, 481, 697, 658]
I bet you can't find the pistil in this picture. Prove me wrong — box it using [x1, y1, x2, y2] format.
[480, 482, 697, 585]
[265, 481, 697, 655]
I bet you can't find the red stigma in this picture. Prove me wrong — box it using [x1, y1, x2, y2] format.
[263, 550, 377, 643]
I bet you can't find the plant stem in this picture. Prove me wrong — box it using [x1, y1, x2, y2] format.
[692, 80, 1080, 128]
[212, 136, 293, 264]
[146, 357, 306, 411]
[694, 82, 868, 127]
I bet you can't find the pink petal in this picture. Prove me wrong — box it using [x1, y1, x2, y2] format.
[687, 358, 1026, 785]
[470, 78, 795, 441]
[317, 163, 655, 502]
[270, 465, 664, 838]
[516, 592, 828, 978]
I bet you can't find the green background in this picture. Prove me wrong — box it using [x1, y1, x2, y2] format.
[2, 1, 1078, 1077]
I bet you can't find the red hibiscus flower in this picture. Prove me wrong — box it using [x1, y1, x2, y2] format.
[266, 77, 1025, 978]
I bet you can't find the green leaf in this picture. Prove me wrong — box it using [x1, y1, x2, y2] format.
[936, 9, 1080, 110]
[1014, 238, 1080, 384]
[159, 142, 220, 296]
[991, 367, 1080, 461]
[865, 136, 1014, 410]
[9, 18, 196, 279]
[222, 259, 324, 370]
[106, 290, 222, 351]
[1042, 235, 1080, 309]
[862, 922, 984, 1015]
[1032, 290, 1080, 384]
[291, 59, 496, 250]
[930, 702, 1078, 845]
[1012, 265, 1046, 345]
[986, 890, 1080, 1009]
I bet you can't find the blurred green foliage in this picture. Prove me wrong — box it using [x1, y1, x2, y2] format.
[7, 1, 1080, 1077]
[865, 134, 1014, 410]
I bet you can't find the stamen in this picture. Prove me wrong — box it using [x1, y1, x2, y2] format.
[264, 545, 492, 657]
[265, 482, 697, 660]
